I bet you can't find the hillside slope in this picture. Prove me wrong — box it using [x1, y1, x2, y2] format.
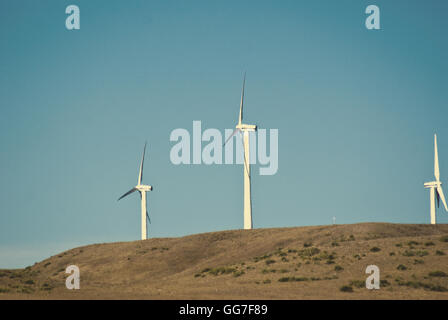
[1, 223, 448, 299]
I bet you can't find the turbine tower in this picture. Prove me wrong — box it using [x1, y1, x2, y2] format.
[118, 143, 153, 239]
[424, 134, 448, 224]
[224, 73, 257, 229]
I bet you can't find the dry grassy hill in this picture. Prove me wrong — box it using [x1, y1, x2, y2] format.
[1, 223, 448, 299]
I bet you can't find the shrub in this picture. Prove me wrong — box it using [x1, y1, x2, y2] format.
[340, 285, 353, 292]
[395, 243, 403, 247]
[397, 264, 407, 271]
[254, 254, 272, 262]
[278, 277, 291, 282]
[208, 267, 235, 276]
[397, 280, 448, 292]
[303, 242, 312, 248]
[407, 241, 419, 246]
[19, 287, 33, 294]
[0, 287, 10, 293]
[403, 250, 428, 257]
[402, 250, 414, 257]
[380, 280, 390, 287]
[439, 235, 448, 243]
[425, 242, 435, 246]
[436, 250, 445, 256]
[24, 280, 34, 285]
[389, 252, 395, 256]
[413, 259, 424, 265]
[263, 279, 271, 284]
[261, 269, 276, 274]
[298, 247, 320, 258]
[416, 250, 429, 257]
[265, 259, 276, 265]
[428, 271, 447, 277]
[9, 272, 21, 279]
[370, 247, 381, 252]
[349, 280, 365, 288]
[427, 285, 448, 292]
[233, 270, 245, 277]
[293, 276, 308, 282]
[331, 241, 339, 247]
[314, 251, 333, 261]
[278, 276, 308, 282]
[40, 283, 53, 291]
[334, 265, 344, 271]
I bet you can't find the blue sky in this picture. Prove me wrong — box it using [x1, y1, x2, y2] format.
[1, 0, 447, 268]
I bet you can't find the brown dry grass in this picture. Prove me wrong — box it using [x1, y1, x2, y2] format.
[1, 223, 448, 299]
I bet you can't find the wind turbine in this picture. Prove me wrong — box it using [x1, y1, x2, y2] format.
[118, 143, 153, 240]
[224, 73, 257, 229]
[424, 134, 448, 224]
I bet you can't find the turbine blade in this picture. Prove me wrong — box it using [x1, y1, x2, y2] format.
[437, 191, 440, 208]
[138, 142, 147, 185]
[437, 185, 448, 211]
[117, 188, 137, 201]
[146, 210, 151, 224]
[435, 134, 440, 181]
[238, 73, 246, 125]
[223, 128, 240, 147]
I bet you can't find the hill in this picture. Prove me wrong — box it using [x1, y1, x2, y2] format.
[1, 223, 448, 299]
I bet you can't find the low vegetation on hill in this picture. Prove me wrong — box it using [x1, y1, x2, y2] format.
[0, 223, 447, 299]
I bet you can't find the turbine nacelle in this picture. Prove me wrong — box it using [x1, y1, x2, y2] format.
[236, 123, 257, 132]
[424, 181, 441, 188]
[136, 185, 153, 192]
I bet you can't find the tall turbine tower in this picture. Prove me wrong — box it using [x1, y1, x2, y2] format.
[118, 143, 153, 239]
[224, 73, 257, 229]
[424, 134, 448, 224]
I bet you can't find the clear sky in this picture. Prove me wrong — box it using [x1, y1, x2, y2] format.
[1, 0, 447, 268]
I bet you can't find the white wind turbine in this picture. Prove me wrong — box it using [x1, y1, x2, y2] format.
[424, 134, 448, 224]
[224, 73, 257, 229]
[118, 143, 153, 240]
